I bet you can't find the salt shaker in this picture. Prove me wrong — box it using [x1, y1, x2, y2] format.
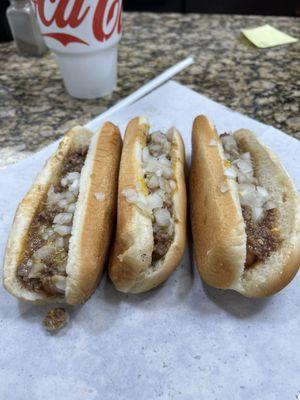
[6, 0, 47, 56]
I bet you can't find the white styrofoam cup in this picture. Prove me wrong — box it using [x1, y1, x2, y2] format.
[33, 0, 122, 99]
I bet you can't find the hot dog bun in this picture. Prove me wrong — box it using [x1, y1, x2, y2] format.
[3, 122, 122, 304]
[190, 115, 300, 297]
[109, 117, 186, 293]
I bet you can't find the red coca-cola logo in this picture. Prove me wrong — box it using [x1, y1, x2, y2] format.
[33, 0, 122, 46]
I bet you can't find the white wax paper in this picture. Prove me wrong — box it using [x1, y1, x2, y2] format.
[0, 81, 299, 400]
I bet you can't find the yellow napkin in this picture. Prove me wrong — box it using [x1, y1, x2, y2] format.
[241, 24, 298, 48]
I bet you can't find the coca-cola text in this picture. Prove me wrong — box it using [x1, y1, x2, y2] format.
[33, 0, 122, 46]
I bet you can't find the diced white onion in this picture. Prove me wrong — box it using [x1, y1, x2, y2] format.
[252, 207, 263, 221]
[224, 167, 237, 179]
[221, 134, 236, 150]
[33, 245, 53, 261]
[158, 155, 170, 166]
[238, 183, 255, 193]
[237, 170, 254, 184]
[265, 200, 276, 210]
[42, 228, 54, 241]
[144, 159, 159, 173]
[58, 199, 69, 210]
[162, 167, 173, 179]
[67, 203, 76, 213]
[53, 212, 73, 225]
[27, 259, 33, 267]
[54, 237, 65, 250]
[28, 262, 45, 278]
[236, 159, 253, 175]
[53, 225, 72, 236]
[123, 188, 164, 213]
[154, 209, 171, 227]
[239, 188, 259, 207]
[69, 179, 79, 192]
[156, 189, 167, 200]
[167, 223, 174, 236]
[66, 172, 80, 182]
[163, 141, 171, 153]
[47, 186, 62, 205]
[149, 144, 162, 154]
[256, 186, 269, 200]
[239, 185, 268, 208]
[147, 193, 163, 210]
[61, 177, 68, 187]
[51, 275, 66, 294]
[147, 175, 159, 189]
[62, 192, 75, 205]
[240, 152, 251, 162]
[159, 177, 172, 194]
[151, 132, 165, 144]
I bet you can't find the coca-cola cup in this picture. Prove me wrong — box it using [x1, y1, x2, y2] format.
[32, 0, 122, 99]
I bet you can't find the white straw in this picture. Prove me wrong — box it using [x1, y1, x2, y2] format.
[85, 56, 194, 130]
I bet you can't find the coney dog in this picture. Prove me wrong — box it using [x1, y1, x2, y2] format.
[3, 123, 122, 305]
[109, 117, 186, 293]
[190, 115, 300, 297]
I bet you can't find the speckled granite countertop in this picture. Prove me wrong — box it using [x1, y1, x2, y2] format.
[0, 13, 299, 167]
